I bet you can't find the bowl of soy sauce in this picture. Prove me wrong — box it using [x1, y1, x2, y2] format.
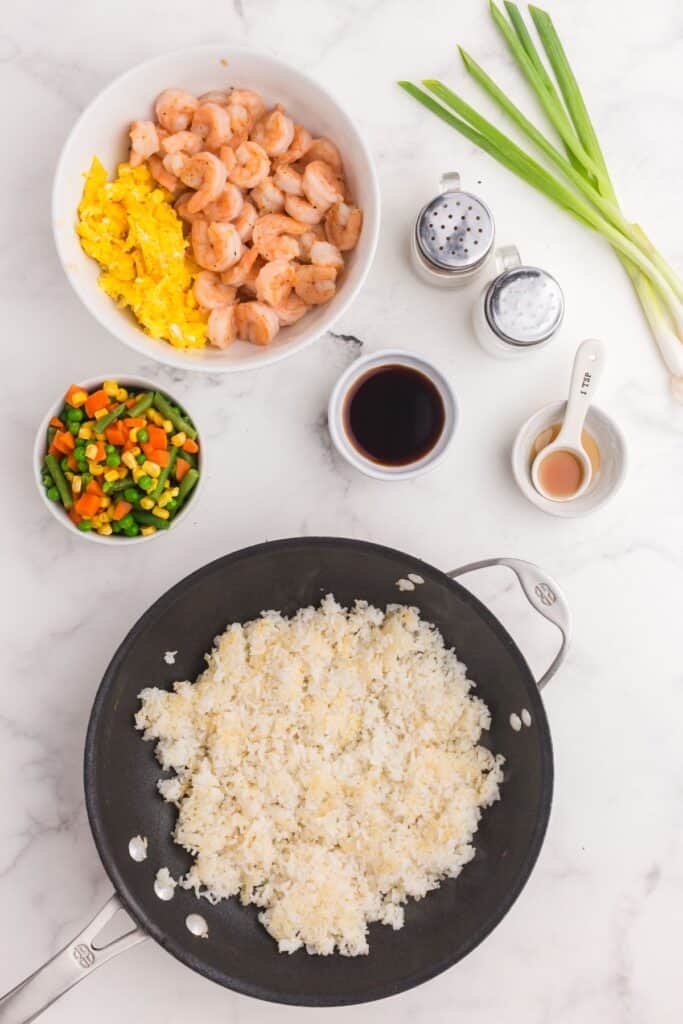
[328, 349, 458, 479]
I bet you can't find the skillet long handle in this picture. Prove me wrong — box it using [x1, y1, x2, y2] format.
[0, 895, 146, 1024]
[447, 557, 571, 690]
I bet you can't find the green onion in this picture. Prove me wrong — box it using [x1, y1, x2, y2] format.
[399, 2, 683, 389]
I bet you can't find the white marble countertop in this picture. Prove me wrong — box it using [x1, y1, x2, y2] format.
[2, 0, 682, 1021]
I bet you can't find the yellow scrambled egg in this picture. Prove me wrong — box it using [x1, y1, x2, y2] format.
[76, 158, 208, 349]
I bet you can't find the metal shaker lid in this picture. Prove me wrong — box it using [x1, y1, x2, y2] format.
[416, 172, 495, 273]
[485, 266, 564, 346]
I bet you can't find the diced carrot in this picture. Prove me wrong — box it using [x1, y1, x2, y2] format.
[75, 493, 101, 517]
[65, 385, 88, 408]
[84, 389, 109, 418]
[49, 441, 61, 456]
[50, 416, 65, 429]
[105, 425, 126, 446]
[86, 480, 103, 497]
[53, 430, 76, 454]
[148, 426, 167, 450]
[88, 442, 106, 463]
[175, 457, 191, 481]
[68, 507, 82, 526]
[152, 449, 169, 467]
[123, 417, 145, 429]
[125, 397, 136, 408]
[112, 500, 132, 522]
[182, 438, 199, 454]
[67, 455, 78, 472]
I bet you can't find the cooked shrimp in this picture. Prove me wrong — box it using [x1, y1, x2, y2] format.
[155, 89, 199, 133]
[227, 142, 270, 190]
[191, 220, 242, 272]
[302, 160, 344, 211]
[238, 257, 262, 298]
[252, 213, 307, 261]
[251, 108, 295, 157]
[270, 291, 310, 325]
[203, 183, 244, 222]
[207, 305, 238, 349]
[275, 124, 312, 167]
[229, 88, 266, 125]
[218, 145, 236, 174]
[191, 103, 231, 151]
[325, 203, 362, 251]
[233, 201, 258, 242]
[129, 120, 159, 167]
[273, 164, 303, 196]
[255, 259, 296, 307]
[193, 271, 237, 310]
[250, 177, 285, 214]
[148, 154, 180, 192]
[294, 264, 337, 305]
[235, 301, 280, 346]
[161, 130, 202, 156]
[162, 152, 188, 179]
[199, 90, 230, 106]
[310, 241, 344, 270]
[300, 137, 343, 173]
[226, 104, 251, 148]
[220, 245, 261, 287]
[299, 224, 326, 261]
[284, 193, 325, 225]
[175, 191, 206, 224]
[180, 152, 227, 213]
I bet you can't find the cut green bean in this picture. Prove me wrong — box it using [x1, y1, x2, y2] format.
[126, 391, 154, 418]
[93, 402, 126, 434]
[151, 446, 179, 502]
[176, 468, 199, 507]
[45, 454, 73, 510]
[152, 392, 197, 440]
[132, 509, 171, 530]
[47, 426, 57, 446]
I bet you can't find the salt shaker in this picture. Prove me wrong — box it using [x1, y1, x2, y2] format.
[472, 246, 564, 358]
[411, 172, 495, 288]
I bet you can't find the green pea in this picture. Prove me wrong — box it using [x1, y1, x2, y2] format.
[138, 474, 152, 491]
[137, 428, 149, 443]
[124, 523, 140, 537]
[74, 445, 86, 461]
[124, 487, 141, 502]
[66, 407, 84, 422]
[118, 513, 135, 530]
[102, 481, 114, 494]
[82, 472, 93, 485]
[111, 521, 122, 534]
[77, 459, 88, 473]
[165, 498, 178, 512]
[69, 422, 80, 436]
[47, 486, 60, 502]
[106, 443, 117, 455]
[42, 474, 53, 487]
[106, 453, 121, 467]
[60, 457, 71, 472]
[78, 519, 93, 532]
[136, 453, 146, 465]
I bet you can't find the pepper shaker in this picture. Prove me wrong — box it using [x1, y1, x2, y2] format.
[411, 172, 495, 288]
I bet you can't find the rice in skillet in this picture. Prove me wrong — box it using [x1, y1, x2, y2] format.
[135, 595, 503, 956]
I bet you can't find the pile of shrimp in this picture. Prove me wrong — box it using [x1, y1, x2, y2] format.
[128, 86, 363, 348]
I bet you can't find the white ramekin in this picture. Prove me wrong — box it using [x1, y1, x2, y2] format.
[327, 349, 458, 481]
[33, 376, 204, 545]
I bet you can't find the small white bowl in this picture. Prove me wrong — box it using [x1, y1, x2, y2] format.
[328, 348, 458, 480]
[52, 46, 380, 373]
[512, 400, 627, 517]
[34, 376, 203, 545]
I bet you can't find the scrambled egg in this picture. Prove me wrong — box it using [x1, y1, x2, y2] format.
[77, 158, 208, 349]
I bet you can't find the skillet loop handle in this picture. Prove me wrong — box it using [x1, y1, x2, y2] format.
[0, 894, 146, 1024]
[447, 557, 571, 691]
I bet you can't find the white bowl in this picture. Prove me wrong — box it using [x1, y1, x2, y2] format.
[511, 401, 627, 517]
[327, 348, 458, 480]
[34, 376, 204, 545]
[52, 46, 380, 373]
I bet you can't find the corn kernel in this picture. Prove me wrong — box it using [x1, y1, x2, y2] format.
[92, 514, 103, 528]
[104, 469, 119, 483]
[98, 524, 113, 536]
[157, 491, 173, 508]
[103, 380, 118, 397]
[171, 431, 186, 447]
[78, 424, 92, 440]
[132, 466, 144, 482]
[131, 445, 141, 456]
[70, 389, 88, 408]
[117, 467, 128, 479]
[143, 461, 160, 478]
[72, 476, 83, 495]
[89, 464, 104, 477]
[129, 428, 138, 443]
[140, 497, 155, 510]
[170, 487, 180, 497]
[122, 452, 137, 471]
[147, 409, 164, 426]
[115, 387, 128, 402]
[152, 506, 170, 520]
[64, 471, 73, 482]
[162, 419, 173, 433]
[94, 408, 109, 421]
[85, 443, 98, 460]
[140, 526, 157, 537]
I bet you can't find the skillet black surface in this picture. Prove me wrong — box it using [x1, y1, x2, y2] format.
[84, 538, 553, 1006]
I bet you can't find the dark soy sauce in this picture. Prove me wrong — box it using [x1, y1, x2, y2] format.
[343, 364, 445, 466]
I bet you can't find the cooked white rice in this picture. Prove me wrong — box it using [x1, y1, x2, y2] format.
[135, 595, 503, 956]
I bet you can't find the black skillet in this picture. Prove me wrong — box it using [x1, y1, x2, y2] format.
[0, 538, 570, 1020]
